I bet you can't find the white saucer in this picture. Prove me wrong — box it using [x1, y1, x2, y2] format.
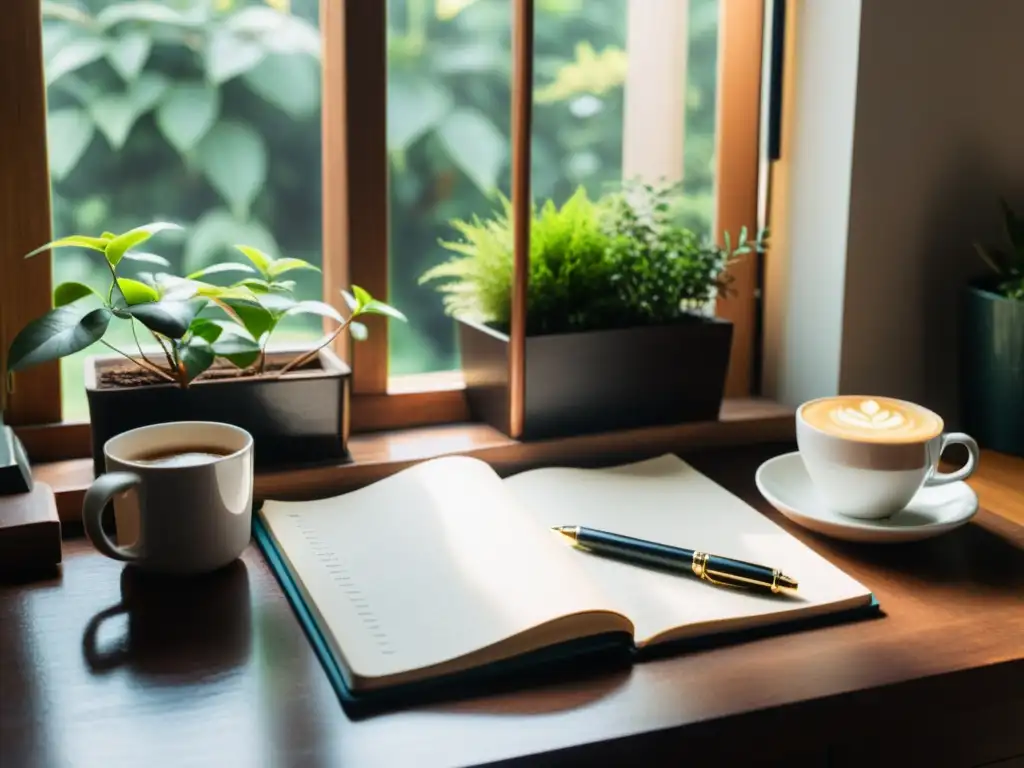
[755, 452, 979, 544]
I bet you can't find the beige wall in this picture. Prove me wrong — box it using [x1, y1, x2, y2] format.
[766, 0, 1024, 427]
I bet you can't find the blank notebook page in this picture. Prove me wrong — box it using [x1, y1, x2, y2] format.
[258, 456, 611, 685]
[504, 454, 872, 646]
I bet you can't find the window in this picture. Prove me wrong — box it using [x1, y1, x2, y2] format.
[1, 0, 763, 447]
[41, 0, 325, 419]
[386, 0, 721, 376]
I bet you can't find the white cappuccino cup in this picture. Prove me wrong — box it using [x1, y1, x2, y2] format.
[796, 395, 979, 520]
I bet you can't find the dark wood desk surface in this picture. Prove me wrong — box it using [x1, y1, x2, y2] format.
[2, 444, 1022, 768]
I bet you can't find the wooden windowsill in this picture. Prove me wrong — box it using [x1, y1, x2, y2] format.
[35, 397, 795, 523]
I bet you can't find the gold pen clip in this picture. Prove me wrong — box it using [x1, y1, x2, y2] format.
[690, 551, 739, 588]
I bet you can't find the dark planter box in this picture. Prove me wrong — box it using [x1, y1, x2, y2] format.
[458, 316, 733, 440]
[85, 348, 351, 475]
[960, 284, 1024, 457]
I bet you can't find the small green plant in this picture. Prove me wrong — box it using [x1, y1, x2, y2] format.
[420, 183, 766, 335]
[6, 222, 406, 388]
[973, 198, 1024, 300]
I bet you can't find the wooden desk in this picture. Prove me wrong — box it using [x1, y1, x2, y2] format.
[1, 443, 1022, 768]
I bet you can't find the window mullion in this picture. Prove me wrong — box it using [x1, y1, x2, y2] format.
[509, 0, 534, 439]
[0, 0, 61, 426]
[714, 0, 766, 397]
[324, 1, 389, 395]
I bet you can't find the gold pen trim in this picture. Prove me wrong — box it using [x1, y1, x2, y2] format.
[692, 551, 798, 593]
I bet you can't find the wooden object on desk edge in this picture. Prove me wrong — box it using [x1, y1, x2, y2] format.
[0, 482, 61, 572]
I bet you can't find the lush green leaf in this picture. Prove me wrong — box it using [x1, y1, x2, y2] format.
[156, 83, 220, 154]
[234, 245, 273, 277]
[46, 108, 95, 182]
[53, 282, 101, 307]
[25, 234, 108, 259]
[360, 298, 408, 322]
[41, 1, 92, 25]
[106, 31, 151, 81]
[349, 321, 368, 341]
[7, 306, 111, 371]
[242, 54, 319, 119]
[181, 338, 215, 383]
[115, 278, 160, 305]
[187, 318, 224, 344]
[218, 297, 274, 342]
[45, 37, 107, 85]
[436, 108, 505, 192]
[212, 333, 261, 369]
[351, 285, 373, 308]
[196, 121, 267, 218]
[187, 262, 256, 280]
[125, 297, 206, 339]
[95, 2, 200, 28]
[121, 251, 171, 267]
[283, 300, 342, 324]
[226, 6, 320, 57]
[88, 73, 168, 149]
[387, 75, 452, 151]
[205, 27, 265, 85]
[105, 221, 182, 266]
[267, 257, 319, 278]
[234, 278, 271, 293]
[269, 280, 296, 293]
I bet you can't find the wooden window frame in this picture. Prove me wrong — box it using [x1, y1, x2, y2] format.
[2, 0, 764, 457]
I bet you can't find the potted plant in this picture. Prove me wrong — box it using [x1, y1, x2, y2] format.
[6, 222, 405, 473]
[963, 199, 1024, 456]
[420, 183, 765, 439]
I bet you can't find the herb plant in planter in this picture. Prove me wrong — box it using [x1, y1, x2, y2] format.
[963, 199, 1024, 456]
[420, 183, 765, 439]
[7, 222, 405, 472]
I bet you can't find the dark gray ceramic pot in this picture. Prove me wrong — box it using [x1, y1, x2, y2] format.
[458, 315, 733, 440]
[960, 283, 1024, 457]
[85, 347, 350, 475]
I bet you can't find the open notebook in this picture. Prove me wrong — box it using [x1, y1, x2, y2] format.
[255, 454, 876, 712]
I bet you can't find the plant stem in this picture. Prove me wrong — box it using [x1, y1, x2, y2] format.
[129, 320, 161, 370]
[105, 260, 129, 306]
[276, 319, 350, 378]
[155, 334, 176, 373]
[100, 341, 177, 383]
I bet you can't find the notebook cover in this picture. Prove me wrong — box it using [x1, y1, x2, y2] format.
[253, 516, 634, 718]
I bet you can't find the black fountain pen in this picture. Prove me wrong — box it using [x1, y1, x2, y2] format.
[552, 526, 799, 594]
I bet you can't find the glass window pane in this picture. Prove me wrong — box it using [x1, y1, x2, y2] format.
[387, 0, 512, 376]
[388, 0, 718, 377]
[43, 0, 324, 420]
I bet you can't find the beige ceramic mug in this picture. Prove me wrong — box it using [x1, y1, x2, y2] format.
[82, 421, 254, 575]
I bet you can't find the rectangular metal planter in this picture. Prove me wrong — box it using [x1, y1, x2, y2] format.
[458, 316, 733, 440]
[85, 348, 351, 475]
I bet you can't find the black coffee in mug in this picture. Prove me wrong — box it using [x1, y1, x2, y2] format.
[133, 447, 231, 468]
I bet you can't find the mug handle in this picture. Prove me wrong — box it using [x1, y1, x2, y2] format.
[925, 433, 980, 487]
[83, 472, 143, 563]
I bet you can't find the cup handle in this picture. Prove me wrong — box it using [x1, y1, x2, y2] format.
[925, 433, 980, 487]
[83, 472, 144, 563]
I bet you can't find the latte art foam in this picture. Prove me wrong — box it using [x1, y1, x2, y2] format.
[831, 399, 906, 431]
[801, 396, 943, 443]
